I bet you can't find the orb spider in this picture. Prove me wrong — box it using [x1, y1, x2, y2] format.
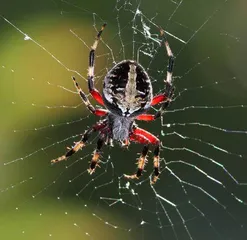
[51, 23, 175, 184]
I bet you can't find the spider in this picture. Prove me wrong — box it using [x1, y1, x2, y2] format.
[51, 23, 175, 184]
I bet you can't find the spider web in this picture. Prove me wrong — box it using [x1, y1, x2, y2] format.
[1, 0, 247, 239]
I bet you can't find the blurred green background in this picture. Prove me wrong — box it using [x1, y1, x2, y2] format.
[1, 0, 247, 239]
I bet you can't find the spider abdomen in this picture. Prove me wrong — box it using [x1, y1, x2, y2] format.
[103, 60, 153, 117]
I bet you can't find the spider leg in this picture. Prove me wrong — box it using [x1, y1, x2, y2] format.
[88, 136, 104, 174]
[88, 23, 107, 106]
[73, 77, 108, 117]
[124, 145, 149, 179]
[152, 144, 160, 184]
[160, 28, 175, 85]
[153, 77, 175, 120]
[157, 29, 175, 113]
[135, 84, 173, 122]
[151, 94, 168, 106]
[51, 120, 107, 164]
[136, 114, 155, 121]
[124, 127, 161, 183]
[136, 81, 174, 122]
[137, 29, 175, 121]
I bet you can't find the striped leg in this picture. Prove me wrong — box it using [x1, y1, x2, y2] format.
[152, 145, 160, 184]
[160, 29, 175, 84]
[124, 145, 149, 179]
[136, 29, 175, 122]
[88, 23, 107, 106]
[124, 127, 161, 183]
[135, 82, 175, 122]
[51, 121, 107, 164]
[88, 137, 105, 174]
[51, 128, 93, 164]
[73, 77, 108, 117]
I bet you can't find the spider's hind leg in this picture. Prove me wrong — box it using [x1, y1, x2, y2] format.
[160, 28, 174, 84]
[87, 23, 107, 106]
[136, 30, 175, 122]
[73, 77, 108, 117]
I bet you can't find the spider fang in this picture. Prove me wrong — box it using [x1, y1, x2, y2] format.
[121, 139, 130, 148]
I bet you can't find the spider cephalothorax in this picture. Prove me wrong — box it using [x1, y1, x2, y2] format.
[107, 113, 134, 141]
[51, 24, 175, 184]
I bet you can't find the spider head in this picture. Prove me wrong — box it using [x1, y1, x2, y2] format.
[103, 60, 153, 117]
[108, 113, 134, 141]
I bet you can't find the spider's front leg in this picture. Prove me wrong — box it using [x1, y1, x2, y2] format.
[88, 136, 105, 174]
[124, 127, 160, 184]
[124, 145, 149, 179]
[51, 120, 107, 164]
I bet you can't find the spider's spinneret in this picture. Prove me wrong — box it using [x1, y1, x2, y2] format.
[103, 60, 153, 117]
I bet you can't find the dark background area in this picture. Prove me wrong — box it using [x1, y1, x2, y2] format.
[1, 0, 247, 239]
